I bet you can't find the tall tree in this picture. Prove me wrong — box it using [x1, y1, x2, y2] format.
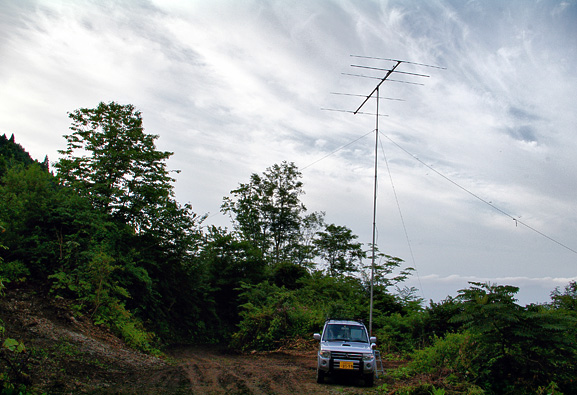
[293, 211, 325, 269]
[54, 101, 176, 233]
[221, 161, 307, 264]
[53, 102, 208, 340]
[550, 281, 577, 312]
[314, 224, 365, 276]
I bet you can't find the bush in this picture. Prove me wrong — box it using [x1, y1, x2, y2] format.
[404, 332, 481, 379]
[452, 283, 577, 393]
[230, 282, 321, 351]
[0, 260, 29, 284]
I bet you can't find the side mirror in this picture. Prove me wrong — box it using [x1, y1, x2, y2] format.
[370, 336, 377, 343]
[313, 333, 321, 341]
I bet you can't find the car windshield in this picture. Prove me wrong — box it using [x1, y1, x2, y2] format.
[323, 324, 368, 343]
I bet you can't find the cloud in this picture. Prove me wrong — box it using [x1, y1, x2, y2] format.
[405, 274, 577, 305]
[1, 0, 576, 305]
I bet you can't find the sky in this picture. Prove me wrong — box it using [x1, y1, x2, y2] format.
[1, 0, 576, 305]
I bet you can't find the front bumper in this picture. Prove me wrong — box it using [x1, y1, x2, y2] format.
[317, 353, 375, 375]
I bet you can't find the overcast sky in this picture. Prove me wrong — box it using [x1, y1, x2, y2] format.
[1, 0, 576, 305]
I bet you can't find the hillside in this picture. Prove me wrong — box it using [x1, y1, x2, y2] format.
[1, 284, 389, 394]
[1, 284, 177, 393]
[3, 116, 577, 394]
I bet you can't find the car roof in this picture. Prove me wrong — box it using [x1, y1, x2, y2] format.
[325, 319, 365, 326]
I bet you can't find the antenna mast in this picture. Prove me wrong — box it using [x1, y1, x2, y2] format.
[361, 60, 402, 337]
[334, 56, 443, 336]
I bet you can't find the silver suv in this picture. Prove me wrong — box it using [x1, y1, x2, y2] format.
[313, 319, 377, 386]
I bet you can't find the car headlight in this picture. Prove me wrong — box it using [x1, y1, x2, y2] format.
[320, 350, 331, 358]
[362, 353, 374, 361]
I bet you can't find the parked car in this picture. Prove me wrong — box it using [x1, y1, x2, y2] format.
[313, 319, 377, 386]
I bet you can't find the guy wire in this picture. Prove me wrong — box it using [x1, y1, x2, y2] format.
[383, 133, 577, 256]
[301, 129, 375, 171]
[379, 134, 426, 301]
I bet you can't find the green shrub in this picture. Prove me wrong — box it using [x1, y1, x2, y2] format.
[0, 247, 32, 393]
[405, 331, 481, 380]
[95, 300, 158, 354]
[0, 260, 29, 283]
[452, 283, 577, 393]
[376, 311, 427, 355]
[230, 282, 321, 351]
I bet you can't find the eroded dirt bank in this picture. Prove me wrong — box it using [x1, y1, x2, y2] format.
[1, 287, 391, 394]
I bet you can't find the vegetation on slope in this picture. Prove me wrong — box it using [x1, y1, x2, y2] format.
[1, 102, 576, 394]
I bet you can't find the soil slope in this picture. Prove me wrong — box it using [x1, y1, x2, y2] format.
[1, 286, 394, 394]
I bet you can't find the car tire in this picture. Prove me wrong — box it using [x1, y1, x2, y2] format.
[316, 369, 325, 384]
[364, 373, 374, 387]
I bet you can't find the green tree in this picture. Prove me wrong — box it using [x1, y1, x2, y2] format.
[51, 102, 209, 342]
[550, 281, 577, 312]
[0, 134, 44, 177]
[221, 161, 309, 264]
[54, 101, 176, 233]
[451, 282, 577, 393]
[364, 246, 413, 289]
[313, 224, 364, 276]
[198, 226, 266, 336]
[292, 211, 325, 269]
[0, 162, 103, 279]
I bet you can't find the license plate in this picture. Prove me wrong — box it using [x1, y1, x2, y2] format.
[339, 361, 354, 370]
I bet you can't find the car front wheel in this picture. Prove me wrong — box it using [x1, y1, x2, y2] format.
[364, 373, 374, 387]
[316, 368, 325, 384]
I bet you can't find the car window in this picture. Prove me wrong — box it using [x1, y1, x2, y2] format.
[323, 324, 368, 343]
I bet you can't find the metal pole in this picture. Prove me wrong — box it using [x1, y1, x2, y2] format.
[369, 86, 379, 336]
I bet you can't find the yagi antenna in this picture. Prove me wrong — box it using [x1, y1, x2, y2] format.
[351, 64, 431, 78]
[350, 54, 447, 69]
[330, 92, 405, 101]
[321, 108, 389, 117]
[323, 56, 444, 336]
[341, 73, 426, 85]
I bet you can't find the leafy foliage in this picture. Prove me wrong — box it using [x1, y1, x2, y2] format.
[221, 161, 311, 265]
[550, 280, 577, 312]
[392, 282, 577, 394]
[55, 101, 176, 233]
[314, 223, 364, 276]
[3, 106, 577, 395]
[0, 134, 47, 178]
[0, 230, 31, 393]
[230, 282, 320, 351]
[452, 282, 577, 393]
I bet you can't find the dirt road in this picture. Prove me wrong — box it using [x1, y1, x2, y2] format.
[1, 287, 389, 394]
[156, 346, 384, 395]
[94, 345, 388, 394]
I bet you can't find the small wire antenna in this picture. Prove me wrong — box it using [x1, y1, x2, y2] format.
[326, 56, 444, 336]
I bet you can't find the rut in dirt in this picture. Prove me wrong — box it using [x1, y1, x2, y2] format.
[160, 346, 381, 395]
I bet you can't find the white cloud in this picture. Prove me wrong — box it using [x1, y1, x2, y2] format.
[406, 274, 577, 305]
[1, 0, 576, 304]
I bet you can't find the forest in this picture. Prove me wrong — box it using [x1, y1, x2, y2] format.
[1, 102, 576, 394]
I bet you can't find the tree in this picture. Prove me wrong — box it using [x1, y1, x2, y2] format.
[292, 211, 325, 269]
[550, 281, 577, 312]
[451, 282, 577, 393]
[0, 134, 38, 177]
[52, 102, 208, 342]
[221, 161, 308, 264]
[54, 101, 176, 233]
[0, 162, 102, 279]
[364, 247, 414, 290]
[198, 226, 266, 335]
[314, 224, 364, 276]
